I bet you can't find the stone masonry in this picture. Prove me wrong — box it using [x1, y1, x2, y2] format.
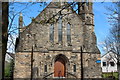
[14, 2, 102, 79]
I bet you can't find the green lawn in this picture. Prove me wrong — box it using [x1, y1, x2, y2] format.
[102, 72, 118, 80]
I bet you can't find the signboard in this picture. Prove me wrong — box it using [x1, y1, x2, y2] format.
[96, 58, 101, 63]
[96, 60, 101, 63]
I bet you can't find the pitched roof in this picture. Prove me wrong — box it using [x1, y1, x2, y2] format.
[21, 2, 83, 33]
[6, 52, 15, 59]
[101, 50, 117, 58]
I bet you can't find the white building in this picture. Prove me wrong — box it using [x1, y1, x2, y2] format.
[5, 52, 14, 63]
[101, 50, 118, 72]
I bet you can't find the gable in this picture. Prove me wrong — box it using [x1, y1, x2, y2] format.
[102, 50, 117, 58]
[101, 51, 118, 63]
[17, 2, 84, 51]
[22, 2, 83, 30]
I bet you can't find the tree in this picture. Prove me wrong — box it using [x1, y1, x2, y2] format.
[0, 2, 2, 80]
[103, 2, 120, 79]
[4, 59, 14, 78]
[2, 2, 9, 80]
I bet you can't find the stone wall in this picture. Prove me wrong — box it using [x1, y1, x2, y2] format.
[14, 52, 31, 78]
[14, 51, 101, 78]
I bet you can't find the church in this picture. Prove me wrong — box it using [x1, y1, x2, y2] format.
[14, 1, 102, 79]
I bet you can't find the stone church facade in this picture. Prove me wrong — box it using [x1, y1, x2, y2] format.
[14, 1, 101, 79]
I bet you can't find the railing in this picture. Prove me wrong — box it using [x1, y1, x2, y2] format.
[66, 72, 77, 79]
[43, 72, 54, 79]
[43, 72, 77, 79]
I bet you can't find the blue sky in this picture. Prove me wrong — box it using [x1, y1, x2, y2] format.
[8, 2, 113, 55]
[94, 2, 113, 54]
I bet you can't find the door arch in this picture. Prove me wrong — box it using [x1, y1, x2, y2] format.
[54, 54, 68, 77]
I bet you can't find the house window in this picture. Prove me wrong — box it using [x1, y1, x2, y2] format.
[44, 65, 47, 72]
[73, 64, 76, 72]
[58, 16, 62, 42]
[103, 62, 106, 66]
[50, 24, 54, 42]
[110, 62, 115, 66]
[67, 23, 71, 43]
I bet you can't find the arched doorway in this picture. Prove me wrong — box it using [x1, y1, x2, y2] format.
[54, 54, 67, 77]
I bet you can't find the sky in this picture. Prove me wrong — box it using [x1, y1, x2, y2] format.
[93, 2, 113, 54]
[8, 2, 114, 55]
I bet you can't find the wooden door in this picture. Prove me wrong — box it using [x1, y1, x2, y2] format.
[54, 59, 65, 77]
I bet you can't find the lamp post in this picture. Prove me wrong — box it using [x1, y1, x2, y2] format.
[30, 33, 36, 80]
[30, 33, 37, 80]
[80, 46, 84, 80]
[31, 46, 34, 80]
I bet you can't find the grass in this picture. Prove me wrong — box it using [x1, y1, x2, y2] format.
[102, 72, 118, 80]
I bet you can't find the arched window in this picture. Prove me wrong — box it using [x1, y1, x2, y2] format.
[50, 24, 54, 42]
[67, 23, 71, 43]
[58, 16, 62, 42]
